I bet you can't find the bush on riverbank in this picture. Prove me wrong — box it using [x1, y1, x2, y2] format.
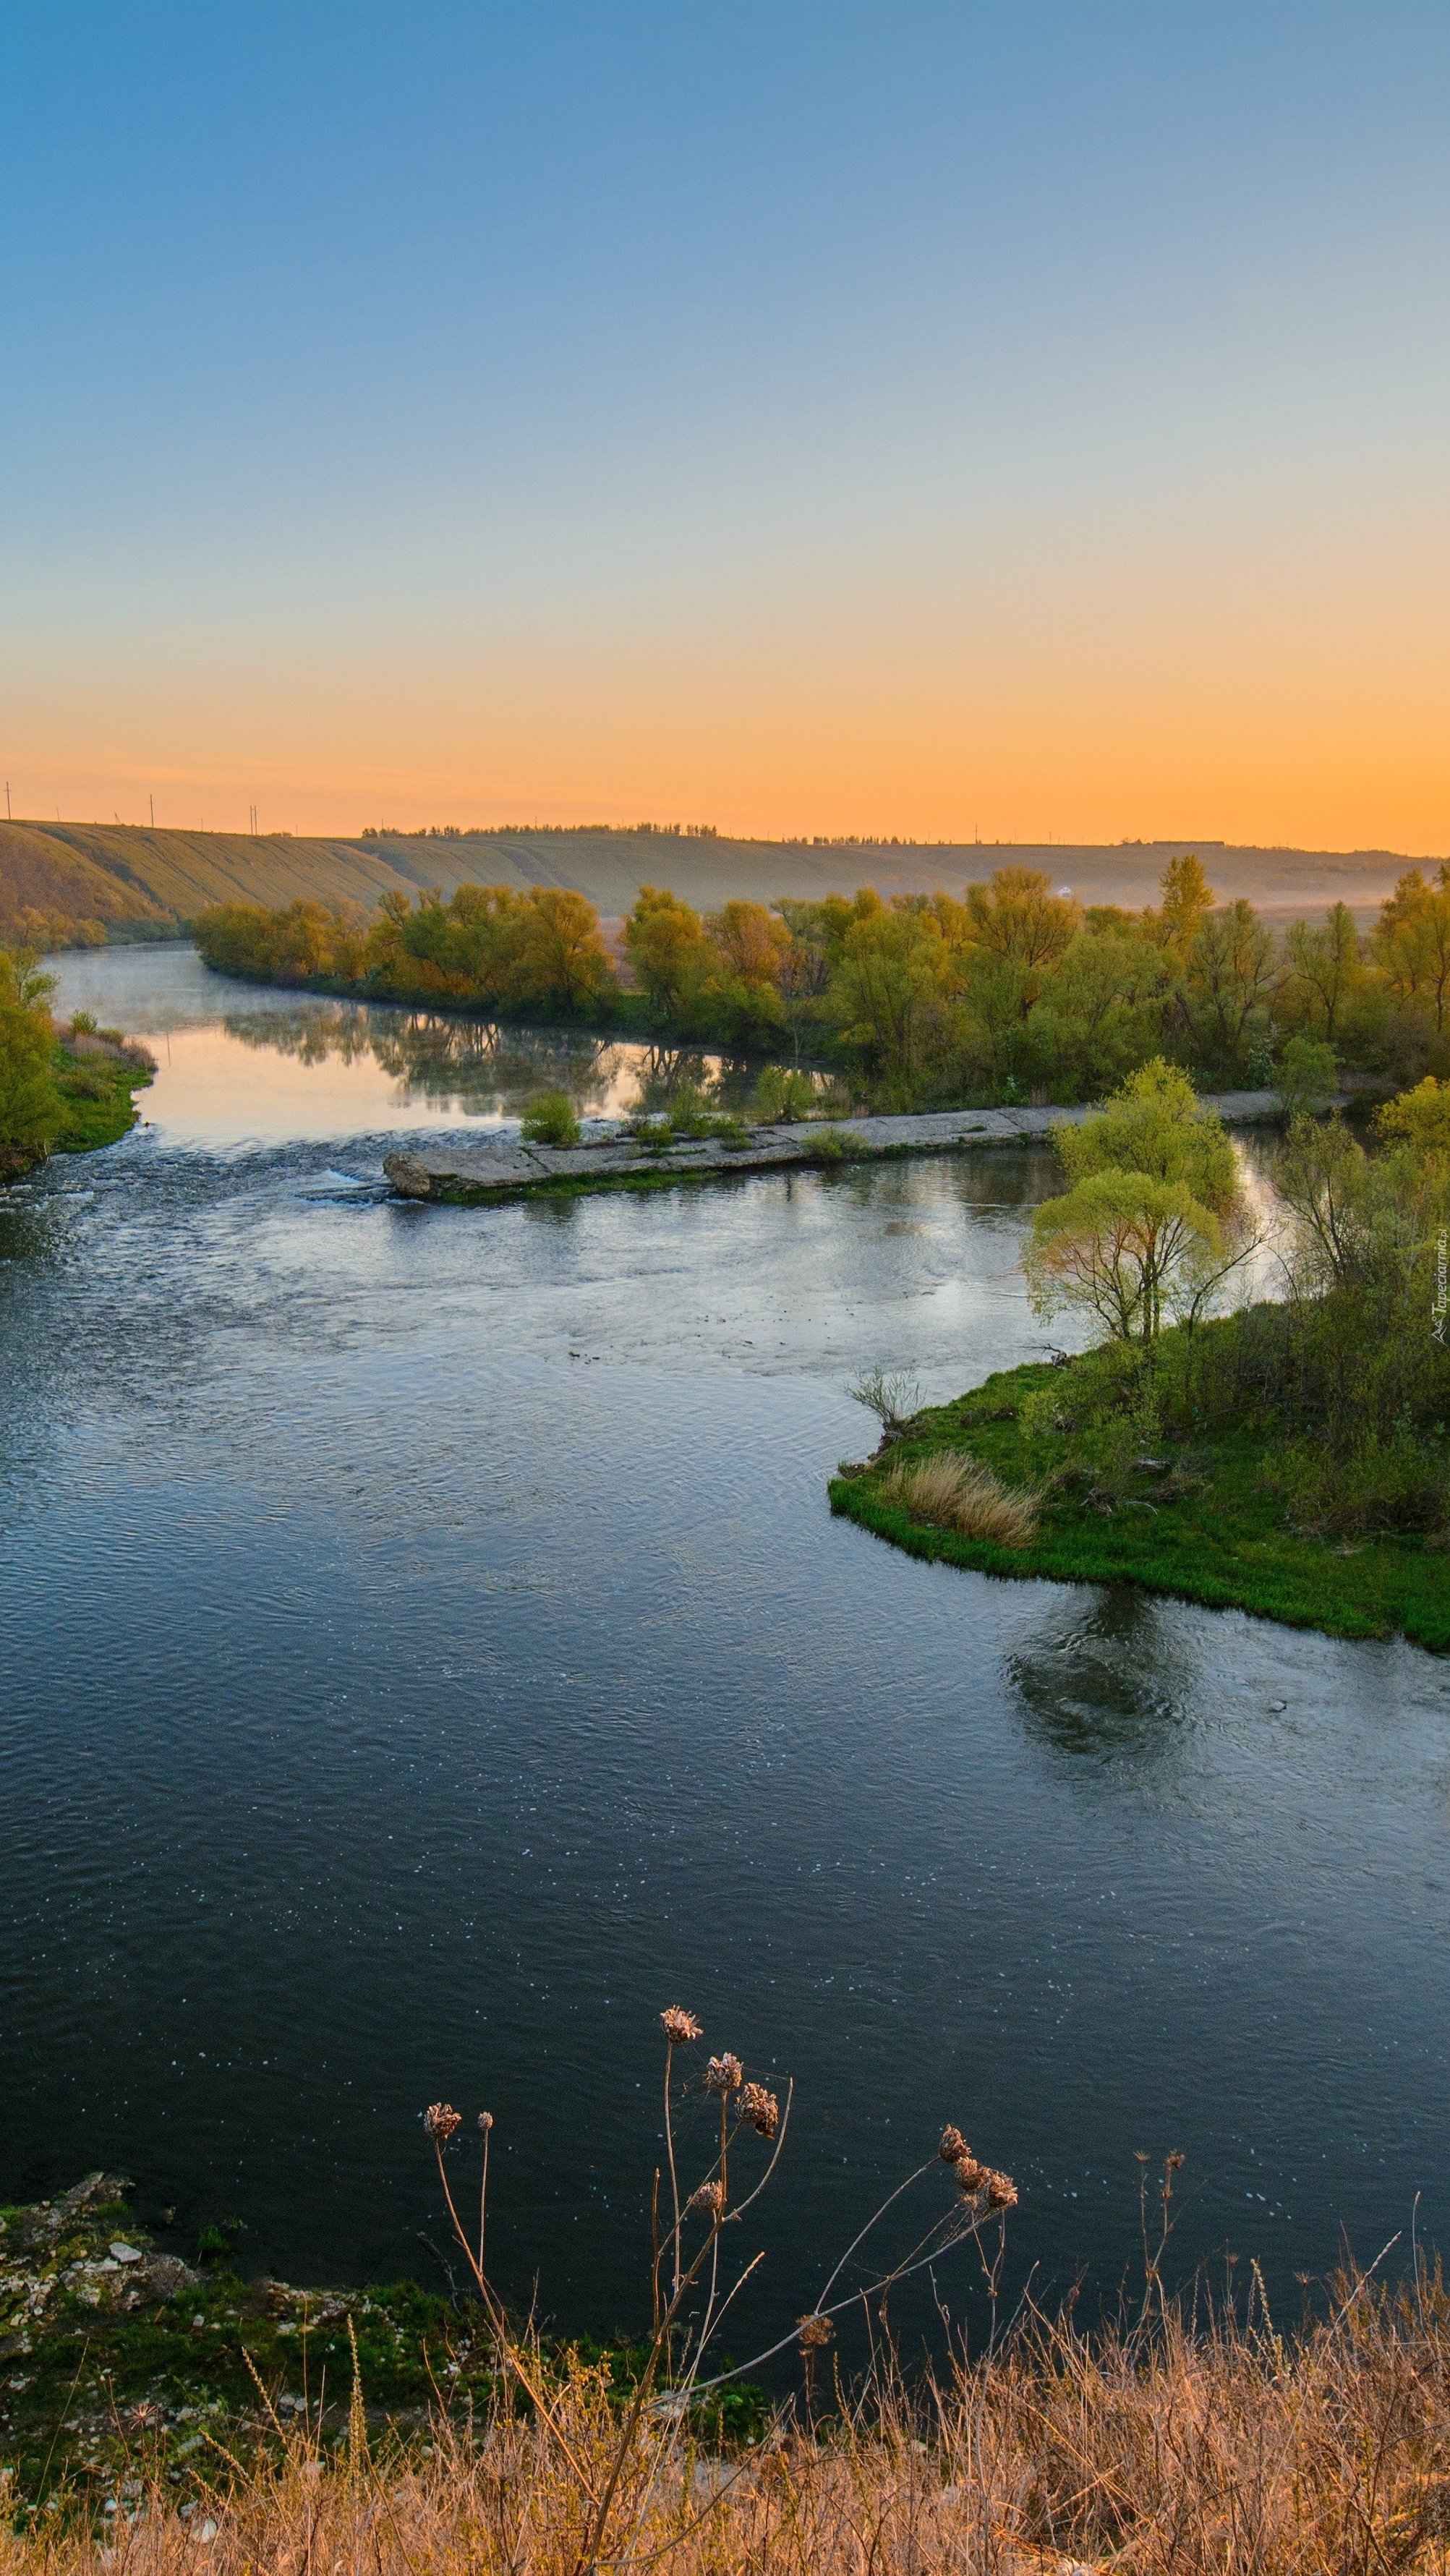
[0, 954, 155, 1176]
[194, 850, 1450, 1112]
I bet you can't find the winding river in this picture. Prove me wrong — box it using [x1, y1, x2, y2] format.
[1, 943, 1446, 2354]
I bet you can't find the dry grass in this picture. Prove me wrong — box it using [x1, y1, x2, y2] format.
[7, 2271, 1450, 2576]
[879, 1449, 1039, 1548]
[11, 2027, 1441, 2575]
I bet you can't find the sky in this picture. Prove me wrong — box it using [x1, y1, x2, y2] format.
[2, 1, 1449, 850]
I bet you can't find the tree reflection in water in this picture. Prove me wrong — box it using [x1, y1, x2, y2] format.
[221, 1004, 785, 1123]
[1007, 1590, 1193, 1767]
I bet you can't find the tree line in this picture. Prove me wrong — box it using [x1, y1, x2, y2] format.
[192, 853, 1450, 1108]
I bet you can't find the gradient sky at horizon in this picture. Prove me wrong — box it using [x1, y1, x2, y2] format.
[4, 1, 1449, 850]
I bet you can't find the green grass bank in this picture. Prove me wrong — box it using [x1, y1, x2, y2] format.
[51, 1035, 155, 1156]
[830, 1351, 1450, 1653]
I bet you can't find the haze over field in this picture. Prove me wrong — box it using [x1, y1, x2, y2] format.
[3, 5, 1449, 851]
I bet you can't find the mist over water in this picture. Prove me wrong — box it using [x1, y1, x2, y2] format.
[1, 947, 1447, 2357]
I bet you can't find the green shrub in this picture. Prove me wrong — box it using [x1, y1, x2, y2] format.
[1276, 1432, 1450, 1538]
[751, 1064, 818, 1123]
[811, 1124, 869, 1166]
[521, 1091, 582, 1147]
[1277, 1033, 1339, 1116]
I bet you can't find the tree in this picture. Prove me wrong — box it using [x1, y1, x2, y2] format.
[0, 947, 63, 1176]
[963, 867, 1080, 1007]
[827, 900, 947, 1091]
[1282, 903, 1361, 1046]
[624, 886, 712, 1021]
[1276, 1033, 1339, 1117]
[1373, 868, 1450, 1032]
[519, 887, 613, 1012]
[1153, 853, 1216, 961]
[1185, 900, 1279, 1081]
[1376, 1075, 1450, 1172]
[1024, 1169, 1225, 1343]
[1053, 1058, 1240, 1212]
[1026, 931, 1176, 1098]
[706, 899, 791, 991]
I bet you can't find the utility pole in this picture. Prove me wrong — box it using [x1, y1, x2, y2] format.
[4, 782, 9, 820]
[150, 793, 155, 827]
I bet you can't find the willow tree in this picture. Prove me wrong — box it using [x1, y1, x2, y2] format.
[1024, 1170, 1225, 1343]
[1025, 1060, 1251, 1342]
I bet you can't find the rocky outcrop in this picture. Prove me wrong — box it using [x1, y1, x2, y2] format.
[384, 1094, 1283, 1205]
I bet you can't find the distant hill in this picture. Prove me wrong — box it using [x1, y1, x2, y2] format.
[1, 818, 1434, 950]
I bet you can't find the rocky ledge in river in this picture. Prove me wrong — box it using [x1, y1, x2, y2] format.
[384, 1091, 1282, 1205]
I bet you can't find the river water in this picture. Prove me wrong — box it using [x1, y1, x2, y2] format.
[2, 944, 1447, 2357]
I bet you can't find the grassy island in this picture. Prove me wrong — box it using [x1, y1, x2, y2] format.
[832, 1063, 1450, 1655]
[830, 1343, 1449, 1652]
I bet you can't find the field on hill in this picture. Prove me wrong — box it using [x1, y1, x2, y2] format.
[0, 819, 1429, 952]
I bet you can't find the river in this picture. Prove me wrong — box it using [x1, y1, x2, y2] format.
[1, 942, 1446, 2358]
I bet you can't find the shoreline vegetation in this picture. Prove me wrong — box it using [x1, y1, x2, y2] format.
[830, 1346, 1449, 1650]
[194, 851, 1450, 1115]
[0, 950, 155, 1182]
[7, 2013, 1450, 2576]
[832, 1065, 1450, 1652]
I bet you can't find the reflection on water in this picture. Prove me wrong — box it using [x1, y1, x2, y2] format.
[1010, 1592, 1193, 1765]
[6, 943, 1449, 2352]
[44, 944, 803, 1142]
[222, 1007, 786, 1123]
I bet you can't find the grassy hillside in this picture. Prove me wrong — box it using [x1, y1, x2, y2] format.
[12, 822, 442, 928]
[0, 822, 174, 945]
[362, 829, 1420, 920]
[1, 819, 1428, 953]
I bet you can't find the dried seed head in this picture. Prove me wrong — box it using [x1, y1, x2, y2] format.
[796, 2313, 832, 2351]
[1166, 2150, 1185, 2174]
[939, 2125, 969, 2164]
[423, 2102, 462, 2142]
[985, 2170, 1018, 2212]
[952, 2154, 986, 2194]
[478, 2111, 494, 2132]
[740, 2082, 779, 2140]
[705, 2052, 743, 2094]
[661, 2007, 703, 2045]
[687, 2180, 725, 2217]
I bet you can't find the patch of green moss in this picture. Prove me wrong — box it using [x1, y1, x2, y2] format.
[830, 1355, 1450, 1653]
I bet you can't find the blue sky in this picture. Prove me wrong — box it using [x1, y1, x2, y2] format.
[4, 2, 1448, 843]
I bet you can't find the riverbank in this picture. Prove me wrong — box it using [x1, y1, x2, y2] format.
[51, 1033, 155, 1156]
[0, 2176, 487, 2502]
[4, 2180, 1448, 2575]
[0, 2178, 761, 2509]
[830, 1352, 1450, 1652]
[384, 1089, 1283, 1203]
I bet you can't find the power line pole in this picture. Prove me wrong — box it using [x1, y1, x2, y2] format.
[4, 782, 9, 820]
[150, 793, 155, 827]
